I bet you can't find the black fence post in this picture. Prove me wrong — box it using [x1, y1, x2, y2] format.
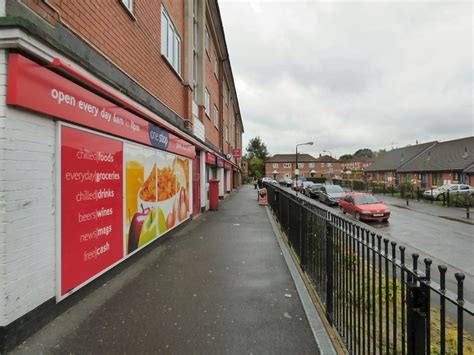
[325, 217, 334, 326]
[447, 190, 450, 207]
[417, 187, 420, 202]
[407, 254, 428, 355]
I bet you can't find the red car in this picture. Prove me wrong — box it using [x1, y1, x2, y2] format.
[339, 193, 390, 222]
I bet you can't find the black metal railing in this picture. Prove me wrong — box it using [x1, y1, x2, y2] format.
[265, 183, 473, 354]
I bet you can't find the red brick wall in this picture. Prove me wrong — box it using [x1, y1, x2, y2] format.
[203, 18, 220, 149]
[23, 0, 189, 120]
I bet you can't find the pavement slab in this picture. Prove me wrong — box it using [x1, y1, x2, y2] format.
[13, 186, 320, 354]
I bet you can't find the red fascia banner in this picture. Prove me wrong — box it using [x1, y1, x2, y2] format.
[232, 149, 241, 158]
[7, 54, 195, 158]
[205, 152, 216, 165]
[224, 162, 232, 170]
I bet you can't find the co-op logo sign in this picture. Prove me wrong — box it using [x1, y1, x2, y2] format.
[148, 123, 169, 150]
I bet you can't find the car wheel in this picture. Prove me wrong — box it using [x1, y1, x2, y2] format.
[437, 194, 443, 201]
[382, 219, 389, 223]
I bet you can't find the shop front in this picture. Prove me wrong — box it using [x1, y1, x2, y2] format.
[6, 53, 197, 300]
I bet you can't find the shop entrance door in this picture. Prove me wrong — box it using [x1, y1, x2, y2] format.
[192, 153, 201, 216]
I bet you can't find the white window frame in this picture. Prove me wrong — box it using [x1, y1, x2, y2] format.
[205, 27, 210, 55]
[309, 163, 315, 168]
[272, 163, 279, 168]
[120, 0, 133, 13]
[204, 89, 210, 117]
[161, 7, 181, 75]
[297, 163, 304, 168]
[214, 105, 219, 128]
[214, 53, 219, 78]
[283, 163, 291, 168]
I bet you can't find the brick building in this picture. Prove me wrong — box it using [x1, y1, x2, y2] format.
[0, 0, 243, 349]
[265, 154, 342, 180]
[365, 137, 474, 188]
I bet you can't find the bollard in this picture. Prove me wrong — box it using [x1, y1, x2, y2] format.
[466, 204, 470, 219]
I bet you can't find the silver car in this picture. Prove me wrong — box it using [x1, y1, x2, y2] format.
[319, 185, 345, 205]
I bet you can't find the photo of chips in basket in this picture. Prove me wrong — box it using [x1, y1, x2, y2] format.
[157, 166, 177, 202]
[139, 163, 157, 202]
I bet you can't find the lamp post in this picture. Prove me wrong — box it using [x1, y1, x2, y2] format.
[296, 141, 314, 196]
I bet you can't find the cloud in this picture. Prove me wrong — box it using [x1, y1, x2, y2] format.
[219, 0, 473, 158]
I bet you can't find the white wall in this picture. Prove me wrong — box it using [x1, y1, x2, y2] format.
[218, 167, 224, 197]
[0, 96, 56, 326]
[200, 150, 207, 210]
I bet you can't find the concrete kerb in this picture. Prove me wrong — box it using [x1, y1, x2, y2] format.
[264, 206, 342, 355]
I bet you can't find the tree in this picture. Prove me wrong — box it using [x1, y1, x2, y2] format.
[353, 148, 373, 158]
[248, 157, 264, 180]
[245, 136, 269, 161]
[339, 154, 353, 162]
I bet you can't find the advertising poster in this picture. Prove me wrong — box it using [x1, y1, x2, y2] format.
[61, 126, 124, 296]
[258, 188, 268, 205]
[124, 145, 191, 255]
[124, 144, 157, 254]
[156, 151, 190, 233]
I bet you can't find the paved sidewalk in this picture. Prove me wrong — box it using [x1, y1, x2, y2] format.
[14, 186, 325, 354]
[375, 194, 474, 225]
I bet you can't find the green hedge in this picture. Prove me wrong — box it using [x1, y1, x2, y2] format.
[306, 177, 327, 184]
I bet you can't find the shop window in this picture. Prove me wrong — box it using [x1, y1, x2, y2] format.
[161, 7, 181, 75]
[204, 89, 210, 117]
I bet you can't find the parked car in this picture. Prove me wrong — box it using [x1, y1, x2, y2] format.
[279, 178, 292, 187]
[304, 183, 323, 198]
[319, 185, 345, 205]
[300, 181, 314, 195]
[422, 184, 474, 200]
[339, 193, 390, 222]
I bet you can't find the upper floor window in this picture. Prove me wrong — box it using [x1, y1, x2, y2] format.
[204, 89, 210, 117]
[120, 0, 133, 13]
[272, 163, 279, 168]
[297, 163, 304, 168]
[283, 163, 291, 168]
[161, 7, 181, 75]
[214, 53, 219, 78]
[205, 27, 210, 55]
[214, 105, 219, 128]
[309, 163, 315, 168]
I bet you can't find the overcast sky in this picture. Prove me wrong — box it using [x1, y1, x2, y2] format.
[219, 0, 473, 158]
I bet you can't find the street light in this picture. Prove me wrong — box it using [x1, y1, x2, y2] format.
[296, 141, 314, 196]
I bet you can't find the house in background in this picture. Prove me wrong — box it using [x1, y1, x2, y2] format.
[397, 136, 474, 188]
[314, 155, 343, 179]
[365, 141, 437, 185]
[265, 154, 318, 179]
[265, 153, 342, 180]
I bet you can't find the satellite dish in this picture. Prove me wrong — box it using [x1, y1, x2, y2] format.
[226, 153, 232, 160]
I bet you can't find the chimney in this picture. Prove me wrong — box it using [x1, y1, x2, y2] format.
[319, 154, 322, 157]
